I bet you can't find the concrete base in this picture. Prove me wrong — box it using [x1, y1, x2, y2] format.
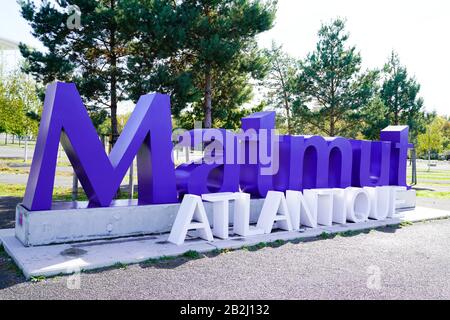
[15, 199, 265, 246]
[2, 206, 448, 279]
[15, 189, 417, 247]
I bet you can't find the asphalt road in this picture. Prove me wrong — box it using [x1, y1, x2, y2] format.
[1, 218, 450, 300]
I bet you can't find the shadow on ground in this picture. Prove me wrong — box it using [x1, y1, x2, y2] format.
[0, 197, 20, 229]
[413, 186, 435, 191]
[0, 248, 25, 290]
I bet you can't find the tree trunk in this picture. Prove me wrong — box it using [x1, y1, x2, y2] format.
[128, 158, 134, 200]
[109, 0, 121, 198]
[110, 81, 118, 147]
[101, 135, 106, 151]
[286, 104, 292, 134]
[4, 133, 7, 145]
[330, 118, 335, 137]
[277, 62, 292, 135]
[411, 148, 417, 185]
[393, 111, 399, 125]
[427, 150, 431, 172]
[204, 67, 212, 129]
[72, 172, 78, 201]
[24, 137, 29, 162]
[109, 0, 119, 148]
[185, 146, 190, 162]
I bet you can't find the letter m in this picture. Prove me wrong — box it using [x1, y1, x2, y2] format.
[23, 82, 177, 211]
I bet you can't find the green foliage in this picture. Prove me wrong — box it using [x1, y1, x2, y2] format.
[97, 112, 131, 136]
[0, 70, 41, 137]
[416, 190, 450, 199]
[19, 0, 132, 143]
[380, 51, 426, 140]
[122, 0, 198, 109]
[262, 42, 298, 134]
[441, 117, 450, 154]
[360, 95, 390, 140]
[399, 221, 413, 227]
[294, 18, 378, 137]
[182, 250, 200, 259]
[113, 262, 128, 270]
[319, 232, 335, 239]
[30, 275, 46, 283]
[417, 116, 445, 157]
[18, 0, 438, 143]
[125, 0, 276, 130]
[181, 0, 276, 128]
[21, 0, 276, 133]
[272, 239, 286, 246]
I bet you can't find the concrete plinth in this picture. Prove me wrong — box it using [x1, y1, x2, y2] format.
[14, 189, 416, 247]
[15, 199, 265, 247]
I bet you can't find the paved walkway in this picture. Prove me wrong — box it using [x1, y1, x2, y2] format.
[416, 197, 450, 211]
[1, 218, 450, 300]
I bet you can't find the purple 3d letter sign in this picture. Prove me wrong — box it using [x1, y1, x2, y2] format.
[13, 81, 418, 248]
[23, 82, 413, 211]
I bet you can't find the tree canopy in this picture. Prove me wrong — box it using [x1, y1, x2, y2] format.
[380, 51, 426, 139]
[262, 42, 298, 134]
[0, 70, 41, 137]
[16, 3, 445, 160]
[20, 0, 276, 139]
[20, 0, 140, 145]
[293, 18, 378, 137]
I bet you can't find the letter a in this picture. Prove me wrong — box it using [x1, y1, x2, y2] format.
[257, 191, 293, 234]
[168, 195, 213, 245]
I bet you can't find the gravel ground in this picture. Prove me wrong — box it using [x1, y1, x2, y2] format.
[1, 219, 450, 300]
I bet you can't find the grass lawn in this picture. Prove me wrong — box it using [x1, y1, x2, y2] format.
[0, 183, 137, 201]
[0, 158, 74, 177]
[0, 157, 72, 167]
[408, 175, 450, 181]
[0, 166, 74, 177]
[415, 190, 450, 199]
[408, 170, 450, 181]
[1, 159, 449, 201]
[1, 181, 447, 201]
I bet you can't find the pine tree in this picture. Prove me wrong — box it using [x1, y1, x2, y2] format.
[129, 0, 275, 129]
[123, 0, 201, 115]
[262, 42, 298, 134]
[360, 95, 390, 140]
[379, 51, 427, 183]
[295, 18, 378, 137]
[19, 0, 130, 145]
[175, 53, 266, 130]
[380, 51, 426, 137]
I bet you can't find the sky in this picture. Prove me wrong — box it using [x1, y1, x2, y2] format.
[258, 0, 450, 116]
[1, 0, 449, 116]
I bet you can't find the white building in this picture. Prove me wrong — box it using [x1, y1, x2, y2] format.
[0, 37, 21, 75]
